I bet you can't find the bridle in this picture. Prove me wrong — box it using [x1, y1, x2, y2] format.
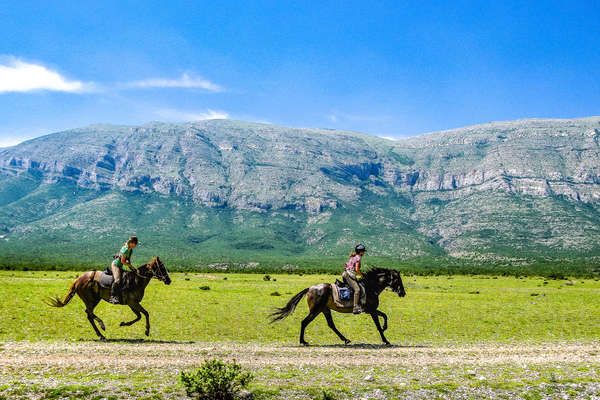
[388, 272, 405, 295]
[146, 258, 169, 282]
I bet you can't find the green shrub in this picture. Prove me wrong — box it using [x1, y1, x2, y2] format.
[314, 390, 337, 400]
[180, 359, 252, 400]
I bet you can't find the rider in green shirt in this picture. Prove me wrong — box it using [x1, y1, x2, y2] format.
[109, 236, 138, 304]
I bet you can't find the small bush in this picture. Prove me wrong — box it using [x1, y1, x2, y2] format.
[199, 285, 210, 290]
[180, 359, 252, 400]
[317, 390, 337, 400]
[263, 275, 271, 281]
[547, 272, 565, 280]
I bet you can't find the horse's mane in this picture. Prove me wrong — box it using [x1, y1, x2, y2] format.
[119, 260, 152, 290]
[363, 267, 392, 283]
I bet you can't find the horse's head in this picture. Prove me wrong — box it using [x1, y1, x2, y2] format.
[365, 268, 406, 297]
[148, 257, 171, 285]
[388, 269, 406, 297]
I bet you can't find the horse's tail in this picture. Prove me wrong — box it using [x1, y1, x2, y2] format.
[46, 278, 78, 308]
[269, 288, 309, 323]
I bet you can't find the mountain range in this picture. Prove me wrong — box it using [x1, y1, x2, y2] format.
[1, 118, 599, 274]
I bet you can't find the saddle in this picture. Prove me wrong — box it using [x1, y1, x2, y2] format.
[332, 279, 366, 308]
[98, 266, 114, 289]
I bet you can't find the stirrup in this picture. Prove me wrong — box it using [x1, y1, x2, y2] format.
[353, 306, 362, 314]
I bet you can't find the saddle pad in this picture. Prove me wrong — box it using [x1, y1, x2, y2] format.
[331, 281, 367, 308]
[331, 284, 354, 308]
[98, 272, 114, 288]
[334, 279, 366, 298]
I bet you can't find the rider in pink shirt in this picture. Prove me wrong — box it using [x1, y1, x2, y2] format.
[343, 244, 366, 314]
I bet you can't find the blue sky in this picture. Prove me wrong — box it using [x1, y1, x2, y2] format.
[1, 1, 599, 146]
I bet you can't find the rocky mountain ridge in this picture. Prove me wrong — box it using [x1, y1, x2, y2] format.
[2, 118, 599, 210]
[1, 117, 599, 267]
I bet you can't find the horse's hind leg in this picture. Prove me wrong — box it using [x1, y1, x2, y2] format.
[323, 309, 350, 345]
[85, 306, 105, 340]
[300, 309, 320, 346]
[129, 302, 150, 336]
[300, 287, 330, 346]
[120, 305, 142, 327]
[79, 290, 105, 339]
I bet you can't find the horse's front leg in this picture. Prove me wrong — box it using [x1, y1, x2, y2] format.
[376, 310, 388, 331]
[369, 312, 390, 345]
[130, 302, 150, 336]
[120, 305, 142, 327]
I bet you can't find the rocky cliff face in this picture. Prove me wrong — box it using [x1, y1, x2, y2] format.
[2, 118, 599, 211]
[393, 118, 600, 202]
[1, 117, 599, 264]
[0, 121, 382, 212]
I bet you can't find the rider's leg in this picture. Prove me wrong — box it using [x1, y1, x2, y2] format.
[343, 271, 362, 314]
[109, 264, 122, 304]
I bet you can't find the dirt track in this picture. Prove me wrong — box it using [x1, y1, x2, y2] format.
[2, 341, 600, 399]
[1, 341, 599, 369]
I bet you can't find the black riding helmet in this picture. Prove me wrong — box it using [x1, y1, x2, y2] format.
[355, 244, 366, 253]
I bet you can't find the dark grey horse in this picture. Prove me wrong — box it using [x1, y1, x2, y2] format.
[270, 268, 406, 345]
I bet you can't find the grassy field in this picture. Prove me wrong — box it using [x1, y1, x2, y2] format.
[1, 270, 600, 343]
[1, 271, 600, 399]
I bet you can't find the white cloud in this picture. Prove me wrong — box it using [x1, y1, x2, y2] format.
[127, 73, 223, 92]
[0, 58, 93, 93]
[0, 58, 223, 95]
[155, 108, 229, 122]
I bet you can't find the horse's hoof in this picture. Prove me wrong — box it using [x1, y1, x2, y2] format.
[100, 324, 106, 331]
[300, 341, 309, 346]
[99, 336, 107, 341]
[145, 331, 150, 336]
[344, 339, 351, 345]
[119, 322, 126, 327]
[383, 341, 392, 346]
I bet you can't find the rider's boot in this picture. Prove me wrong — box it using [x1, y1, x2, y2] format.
[109, 283, 121, 304]
[352, 286, 362, 314]
[352, 296, 362, 314]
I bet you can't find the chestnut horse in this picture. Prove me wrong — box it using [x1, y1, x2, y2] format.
[270, 268, 405, 345]
[47, 257, 171, 340]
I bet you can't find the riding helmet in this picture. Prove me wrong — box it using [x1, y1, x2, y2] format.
[355, 244, 367, 253]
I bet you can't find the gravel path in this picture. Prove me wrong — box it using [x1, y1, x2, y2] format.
[1, 341, 599, 368]
[1, 341, 600, 399]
